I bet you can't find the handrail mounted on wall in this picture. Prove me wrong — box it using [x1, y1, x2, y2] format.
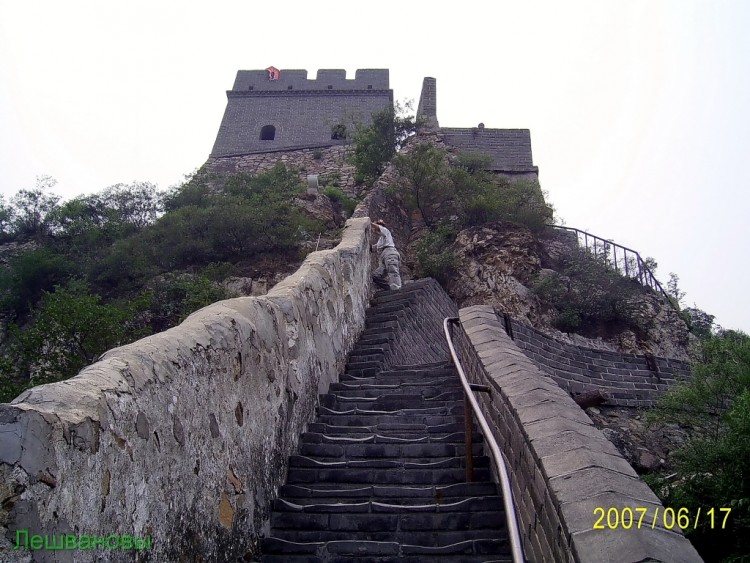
[443, 317, 525, 563]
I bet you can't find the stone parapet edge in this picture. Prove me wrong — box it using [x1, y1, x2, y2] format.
[0, 218, 373, 562]
[455, 305, 702, 563]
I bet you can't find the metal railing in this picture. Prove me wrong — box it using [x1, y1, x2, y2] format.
[548, 225, 673, 306]
[443, 317, 525, 563]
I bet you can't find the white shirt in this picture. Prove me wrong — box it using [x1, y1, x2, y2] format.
[375, 225, 396, 250]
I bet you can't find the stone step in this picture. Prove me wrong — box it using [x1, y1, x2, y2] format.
[328, 379, 460, 393]
[261, 537, 510, 561]
[298, 442, 483, 459]
[287, 456, 489, 472]
[314, 413, 468, 427]
[270, 508, 505, 533]
[319, 394, 465, 411]
[364, 320, 399, 331]
[347, 344, 389, 356]
[365, 302, 414, 316]
[354, 334, 392, 346]
[272, 495, 500, 513]
[278, 481, 499, 501]
[317, 404, 465, 418]
[285, 466, 492, 485]
[365, 311, 406, 325]
[342, 353, 385, 365]
[300, 431, 482, 445]
[374, 366, 456, 378]
[306, 421, 469, 435]
[265, 528, 504, 548]
[338, 375, 458, 388]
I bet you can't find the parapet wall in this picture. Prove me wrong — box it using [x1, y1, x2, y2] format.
[441, 127, 538, 176]
[455, 305, 701, 563]
[0, 218, 373, 562]
[507, 318, 692, 407]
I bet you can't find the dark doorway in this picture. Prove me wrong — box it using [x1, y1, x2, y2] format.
[260, 125, 276, 140]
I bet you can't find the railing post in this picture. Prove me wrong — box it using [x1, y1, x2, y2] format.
[464, 393, 474, 482]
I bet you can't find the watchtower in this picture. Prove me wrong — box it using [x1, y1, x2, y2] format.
[210, 68, 393, 157]
[417, 77, 539, 179]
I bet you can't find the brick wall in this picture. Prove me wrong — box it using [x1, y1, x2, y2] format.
[454, 305, 702, 562]
[205, 145, 360, 196]
[371, 279, 458, 368]
[210, 69, 392, 157]
[507, 317, 691, 407]
[441, 127, 538, 175]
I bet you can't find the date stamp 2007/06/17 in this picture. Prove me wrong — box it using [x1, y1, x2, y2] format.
[593, 507, 731, 531]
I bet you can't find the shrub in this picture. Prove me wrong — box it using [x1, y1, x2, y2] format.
[135, 273, 233, 333]
[532, 246, 648, 334]
[348, 102, 417, 185]
[11, 280, 131, 385]
[0, 248, 74, 318]
[322, 187, 358, 217]
[330, 123, 347, 140]
[414, 224, 458, 286]
[394, 142, 452, 227]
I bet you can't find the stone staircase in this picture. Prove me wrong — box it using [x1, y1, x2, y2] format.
[261, 285, 512, 562]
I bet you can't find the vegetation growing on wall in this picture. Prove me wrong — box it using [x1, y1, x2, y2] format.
[0, 164, 323, 402]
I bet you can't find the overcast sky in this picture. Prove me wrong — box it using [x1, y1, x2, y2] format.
[1, 1, 748, 332]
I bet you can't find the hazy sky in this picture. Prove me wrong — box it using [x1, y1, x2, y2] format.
[1, 1, 748, 332]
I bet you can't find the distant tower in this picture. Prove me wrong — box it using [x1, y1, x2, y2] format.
[416, 77, 439, 130]
[210, 69, 393, 158]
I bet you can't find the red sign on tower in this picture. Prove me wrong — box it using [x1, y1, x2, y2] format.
[266, 66, 280, 80]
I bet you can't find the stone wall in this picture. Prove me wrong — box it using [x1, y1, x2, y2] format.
[454, 305, 702, 562]
[507, 317, 691, 407]
[441, 127, 539, 176]
[363, 279, 458, 370]
[205, 145, 360, 197]
[0, 218, 373, 562]
[210, 69, 392, 157]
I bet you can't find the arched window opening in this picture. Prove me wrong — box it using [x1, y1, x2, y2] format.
[260, 125, 276, 141]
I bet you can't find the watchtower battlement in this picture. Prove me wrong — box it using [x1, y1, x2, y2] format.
[210, 68, 392, 158]
[231, 68, 390, 93]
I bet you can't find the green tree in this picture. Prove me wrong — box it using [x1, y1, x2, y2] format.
[394, 142, 452, 227]
[414, 224, 458, 286]
[0, 248, 73, 318]
[648, 330, 750, 561]
[0, 195, 14, 241]
[348, 102, 417, 185]
[10, 175, 61, 238]
[682, 307, 716, 340]
[13, 280, 130, 384]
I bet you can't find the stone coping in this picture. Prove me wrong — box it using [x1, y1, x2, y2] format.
[457, 305, 702, 563]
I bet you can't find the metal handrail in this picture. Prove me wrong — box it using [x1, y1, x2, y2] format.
[547, 225, 674, 307]
[443, 317, 525, 563]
